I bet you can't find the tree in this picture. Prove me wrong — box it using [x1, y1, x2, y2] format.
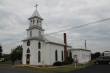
[2, 54, 10, 62]
[64, 51, 73, 65]
[10, 45, 23, 64]
[94, 52, 101, 58]
[91, 52, 101, 60]
[0, 45, 3, 58]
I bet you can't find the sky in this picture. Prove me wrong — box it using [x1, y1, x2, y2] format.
[0, 0, 110, 54]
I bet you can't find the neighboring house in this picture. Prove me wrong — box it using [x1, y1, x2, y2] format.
[69, 49, 91, 64]
[22, 4, 71, 65]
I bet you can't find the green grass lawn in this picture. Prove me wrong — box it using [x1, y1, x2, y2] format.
[16, 62, 94, 73]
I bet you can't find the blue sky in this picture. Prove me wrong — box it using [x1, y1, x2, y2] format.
[0, 0, 110, 53]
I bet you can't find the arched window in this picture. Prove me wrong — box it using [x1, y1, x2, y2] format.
[55, 50, 58, 61]
[38, 42, 41, 49]
[38, 51, 41, 63]
[27, 48, 30, 53]
[39, 31, 41, 36]
[61, 51, 63, 61]
[37, 19, 39, 24]
[27, 40, 30, 46]
[30, 20, 32, 22]
[26, 54, 30, 64]
[26, 54, 30, 59]
[26, 48, 30, 64]
[30, 31, 32, 37]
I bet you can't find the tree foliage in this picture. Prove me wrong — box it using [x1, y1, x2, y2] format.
[0, 45, 3, 58]
[91, 52, 101, 60]
[10, 45, 23, 64]
[63, 52, 74, 65]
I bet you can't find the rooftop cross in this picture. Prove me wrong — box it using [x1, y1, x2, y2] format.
[34, 3, 38, 9]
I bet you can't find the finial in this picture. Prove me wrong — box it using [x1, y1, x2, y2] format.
[34, 3, 38, 9]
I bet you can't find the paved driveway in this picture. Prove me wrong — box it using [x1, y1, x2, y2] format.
[71, 64, 110, 73]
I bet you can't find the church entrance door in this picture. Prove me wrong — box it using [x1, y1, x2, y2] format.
[26, 54, 30, 64]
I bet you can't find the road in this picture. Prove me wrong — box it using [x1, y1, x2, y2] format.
[72, 64, 110, 73]
[0, 64, 110, 73]
[0, 64, 36, 73]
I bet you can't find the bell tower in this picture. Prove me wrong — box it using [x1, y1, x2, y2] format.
[22, 4, 45, 65]
[27, 4, 44, 39]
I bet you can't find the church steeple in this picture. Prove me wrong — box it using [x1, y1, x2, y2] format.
[28, 4, 43, 28]
[27, 4, 44, 39]
[29, 4, 43, 20]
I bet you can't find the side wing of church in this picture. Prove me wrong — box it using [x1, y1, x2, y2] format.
[22, 5, 71, 65]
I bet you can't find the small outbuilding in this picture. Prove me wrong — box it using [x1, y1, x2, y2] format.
[69, 49, 91, 64]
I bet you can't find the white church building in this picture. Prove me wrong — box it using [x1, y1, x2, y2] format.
[22, 4, 91, 65]
[22, 5, 71, 65]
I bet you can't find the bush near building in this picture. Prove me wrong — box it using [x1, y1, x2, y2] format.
[53, 56, 74, 66]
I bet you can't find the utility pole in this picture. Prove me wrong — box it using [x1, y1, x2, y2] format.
[85, 40, 87, 49]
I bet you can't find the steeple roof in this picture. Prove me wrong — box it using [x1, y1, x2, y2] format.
[29, 4, 43, 19]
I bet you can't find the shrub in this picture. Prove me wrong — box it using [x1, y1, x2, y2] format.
[53, 61, 63, 66]
[53, 57, 74, 66]
[63, 57, 74, 65]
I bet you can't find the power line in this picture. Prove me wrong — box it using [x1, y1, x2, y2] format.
[46, 17, 110, 35]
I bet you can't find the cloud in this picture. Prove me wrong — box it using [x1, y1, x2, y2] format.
[0, 0, 110, 53]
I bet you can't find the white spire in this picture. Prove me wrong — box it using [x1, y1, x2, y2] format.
[30, 3, 42, 19]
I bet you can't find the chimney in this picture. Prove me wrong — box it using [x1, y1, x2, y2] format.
[85, 40, 87, 49]
[64, 33, 68, 61]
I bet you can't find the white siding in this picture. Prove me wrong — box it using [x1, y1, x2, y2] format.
[22, 40, 46, 65]
[22, 41, 27, 64]
[43, 43, 65, 65]
[71, 50, 91, 64]
[22, 40, 68, 65]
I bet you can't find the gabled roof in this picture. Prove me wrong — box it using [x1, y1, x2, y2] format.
[69, 48, 91, 52]
[45, 35, 64, 44]
[45, 35, 71, 47]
